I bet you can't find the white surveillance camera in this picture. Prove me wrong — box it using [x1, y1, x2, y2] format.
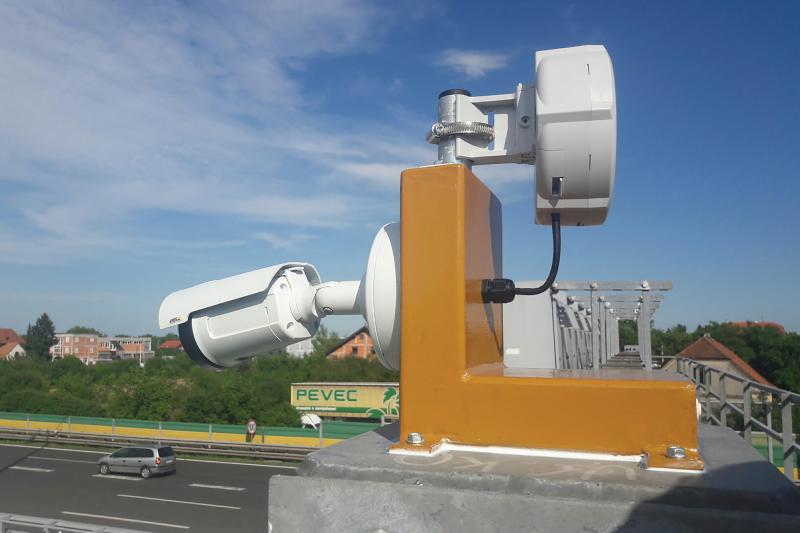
[159, 263, 323, 369]
[159, 223, 400, 371]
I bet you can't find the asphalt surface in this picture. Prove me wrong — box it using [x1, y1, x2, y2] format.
[0, 443, 295, 532]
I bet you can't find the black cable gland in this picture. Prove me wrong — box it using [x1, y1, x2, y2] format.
[481, 278, 516, 304]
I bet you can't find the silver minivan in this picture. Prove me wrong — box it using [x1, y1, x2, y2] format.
[97, 445, 177, 478]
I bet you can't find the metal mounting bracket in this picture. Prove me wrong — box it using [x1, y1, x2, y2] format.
[429, 84, 536, 167]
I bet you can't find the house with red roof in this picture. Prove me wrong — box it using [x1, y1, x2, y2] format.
[0, 328, 22, 346]
[663, 334, 771, 401]
[159, 339, 183, 351]
[0, 328, 25, 359]
[326, 325, 376, 360]
[728, 321, 785, 334]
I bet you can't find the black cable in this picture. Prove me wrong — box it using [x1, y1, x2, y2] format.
[481, 213, 561, 304]
[513, 213, 561, 296]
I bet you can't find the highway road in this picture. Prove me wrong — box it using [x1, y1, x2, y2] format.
[0, 443, 295, 532]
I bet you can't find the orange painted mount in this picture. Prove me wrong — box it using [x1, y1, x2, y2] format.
[391, 164, 703, 471]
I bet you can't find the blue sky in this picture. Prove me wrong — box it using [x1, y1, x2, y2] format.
[1, 0, 798, 338]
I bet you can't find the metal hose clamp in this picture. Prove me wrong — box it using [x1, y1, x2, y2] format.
[426, 121, 495, 144]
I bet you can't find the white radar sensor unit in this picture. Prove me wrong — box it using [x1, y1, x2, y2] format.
[159, 223, 400, 371]
[427, 44, 617, 226]
[534, 45, 616, 226]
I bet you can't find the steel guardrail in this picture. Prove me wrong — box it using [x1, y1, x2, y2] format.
[0, 512, 144, 533]
[0, 427, 312, 462]
[677, 357, 800, 482]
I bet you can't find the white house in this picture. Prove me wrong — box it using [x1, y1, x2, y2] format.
[0, 341, 25, 359]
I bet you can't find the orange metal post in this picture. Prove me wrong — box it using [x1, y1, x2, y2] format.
[393, 164, 702, 471]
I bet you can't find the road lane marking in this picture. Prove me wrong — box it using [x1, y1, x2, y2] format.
[92, 474, 142, 481]
[117, 494, 241, 509]
[62, 511, 189, 529]
[180, 458, 297, 469]
[0, 443, 104, 454]
[9, 466, 53, 472]
[189, 483, 246, 491]
[0, 443, 297, 468]
[28, 456, 96, 464]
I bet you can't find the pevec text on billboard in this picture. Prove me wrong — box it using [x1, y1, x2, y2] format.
[291, 382, 399, 419]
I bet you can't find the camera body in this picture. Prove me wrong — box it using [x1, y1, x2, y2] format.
[159, 223, 400, 370]
[159, 264, 322, 368]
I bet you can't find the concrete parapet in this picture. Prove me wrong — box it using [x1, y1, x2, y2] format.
[269, 423, 800, 532]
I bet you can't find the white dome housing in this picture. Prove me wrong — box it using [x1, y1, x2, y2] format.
[534, 45, 617, 226]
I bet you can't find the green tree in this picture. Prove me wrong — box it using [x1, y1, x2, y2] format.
[66, 326, 104, 336]
[25, 313, 57, 361]
[311, 325, 341, 356]
[649, 321, 800, 392]
[651, 323, 692, 357]
[618, 320, 637, 348]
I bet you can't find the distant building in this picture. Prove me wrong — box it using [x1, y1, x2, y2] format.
[100, 337, 154, 364]
[286, 338, 314, 358]
[663, 334, 771, 401]
[0, 328, 23, 346]
[159, 339, 183, 351]
[326, 326, 376, 360]
[728, 321, 785, 334]
[0, 342, 25, 359]
[50, 334, 154, 364]
[50, 333, 100, 363]
[0, 328, 25, 359]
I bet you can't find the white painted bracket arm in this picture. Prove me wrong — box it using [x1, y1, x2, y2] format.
[435, 84, 537, 166]
[313, 280, 365, 316]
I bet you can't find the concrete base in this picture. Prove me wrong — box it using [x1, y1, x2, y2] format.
[269, 424, 800, 532]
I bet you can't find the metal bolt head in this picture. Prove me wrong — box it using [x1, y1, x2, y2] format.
[407, 432, 424, 445]
[666, 446, 686, 459]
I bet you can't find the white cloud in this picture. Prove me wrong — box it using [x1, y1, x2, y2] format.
[436, 49, 511, 78]
[253, 231, 314, 250]
[0, 1, 418, 264]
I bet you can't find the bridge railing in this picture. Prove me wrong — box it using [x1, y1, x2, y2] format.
[0, 426, 314, 462]
[677, 357, 800, 481]
[0, 512, 142, 533]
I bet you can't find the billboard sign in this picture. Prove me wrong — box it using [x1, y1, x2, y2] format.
[291, 382, 399, 419]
